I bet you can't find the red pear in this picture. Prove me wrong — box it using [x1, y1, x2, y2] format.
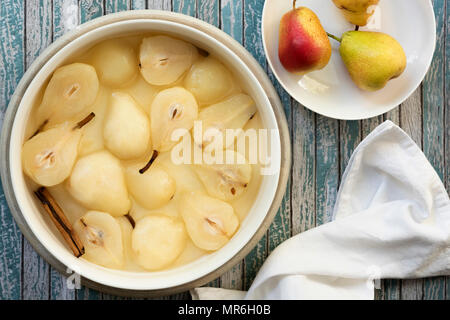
[278, 2, 331, 75]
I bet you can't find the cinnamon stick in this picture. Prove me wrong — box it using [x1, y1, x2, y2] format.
[34, 187, 85, 257]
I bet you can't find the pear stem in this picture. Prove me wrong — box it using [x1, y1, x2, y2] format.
[74, 112, 96, 130]
[293, 0, 296, 11]
[326, 32, 342, 43]
[139, 150, 159, 174]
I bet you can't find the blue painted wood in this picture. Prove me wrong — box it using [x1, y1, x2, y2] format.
[0, 0, 24, 300]
[131, 0, 146, 11]
[221, 0, 243, 44]
[105, 0, 129, 14]
[315, 115, 339, 226]
[422, 0, 446, 300]
[339, 121, 360, 173]
[267, 69, 292, 254]
[173, 0, 196, 17]
[445, 0, 449, 301]
[291, 102, 315, 235]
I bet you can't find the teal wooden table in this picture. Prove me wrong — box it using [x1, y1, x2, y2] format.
[0, 0, 448, 300]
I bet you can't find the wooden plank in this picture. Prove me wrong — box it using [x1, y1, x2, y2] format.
[242, 0, 268, 291]
[315, 115, 339, 226]
[79, 0, 104, 23]
[173, 0, 196, 17]
[0, 0, 24, 300]
[50, 270, 75, 300]
[446, 0, 449, 301]
[291, 104, 315, 235]
[267, 69, 291, 255]
[361, 116, 383, 139]
[220, 0, 243, 44]
[402, 279, 423, 300]
[131, 0, 146, 10]
[401, 87, 422, 147]
[400, 86, 423, 300]
[446, 0, 450, 209]
[339, 120, 360, 174]
[77, 0, 105, 300]
[382, 279, 400, 300]
[384, 108, 400, 125]
[105, 0, 129, 13]
[148, 0, 171, 11]
[422, 0, 446, 300]
[22, 0, 52, 300]
[219, 0, 244, 291]
[198, 0, 219, 27]
[53, 0, 79, 40]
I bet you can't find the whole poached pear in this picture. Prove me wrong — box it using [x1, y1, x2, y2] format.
[339, 31, 406, 91]
[332, 0, 380, 26]
[278, 2, 331, 75]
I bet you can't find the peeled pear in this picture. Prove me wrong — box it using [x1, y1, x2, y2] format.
[74, 210, 124, 269]
[132, 215, 186, 270]
[67, 151, 131, 216]
[150, 87, 198, 152]
[184, 57, 233, 105]
[179, 192, 239, 251]
[156, 151, 206, 193]
[78, 86, 109, 156]
[116, 216, 136, 270]
[125, 160, 176, 210]
[103, 92, 151, 160]
[139, 35, 198, 86]
[125, 74, 159, 114]
[332, 0, 379, 26]
[339, 31, 407, 91]
[198, 94, 256, 148]
[194, 150, 252, 201]
[22, 114, 95, 187]
[37, 63, 99, 125]
[90, 39, 138, 87]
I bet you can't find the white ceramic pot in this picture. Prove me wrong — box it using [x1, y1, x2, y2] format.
[0, 11, 290, 297]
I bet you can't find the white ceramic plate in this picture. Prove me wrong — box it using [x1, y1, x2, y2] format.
[262, 0, 436, 120]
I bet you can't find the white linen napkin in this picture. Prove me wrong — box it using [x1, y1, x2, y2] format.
[191, 121, 450, 300]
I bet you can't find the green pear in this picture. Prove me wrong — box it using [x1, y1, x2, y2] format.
[338, 31, 406, 91]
